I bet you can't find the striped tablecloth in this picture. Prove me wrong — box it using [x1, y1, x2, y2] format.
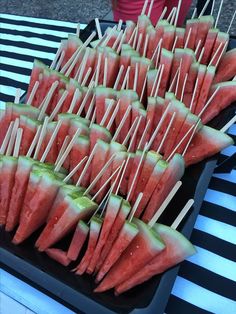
[0, 13, 236, 314]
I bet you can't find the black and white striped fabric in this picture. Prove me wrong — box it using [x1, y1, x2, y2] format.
[0, 13, 236, 314]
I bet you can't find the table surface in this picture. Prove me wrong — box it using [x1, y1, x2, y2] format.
[0, 13, 236, 314]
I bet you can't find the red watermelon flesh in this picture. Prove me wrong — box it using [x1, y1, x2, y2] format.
[106, 27, 120, 48]
[36, 186, 85, 248]
[147, 20, 168, 60]
[142, 154, 185, 222]
[183, 62, 199, 108]
[57, 113, 75, 152]
[19, 116, 40, 156]
[69, 135, 90, 184]
[81, 48, 96, 84]
[0, 156, 18, 226]
[191, 64, 207, 114]
[103, 98, 117, 133]
[147, 69, 158, 97]
[68, 118, 90, 137]
[210, 32, 229, 67]
[13, 171, 63, 244]
[87, 194, 122, 274]
[95, 86, 116, 124]
[96, 221, 139, 283]
[6, 157, 35, 232]
[60, 81, 77, 113]
[37, 196, 97, 251]
[152, 96, 165, 131]
[132, 151, 161, 204]
[184, 19, 198, 50]
[175, 28, 185, 49]
[45, 248, 71, 266]
[61, 34, 83, 69]
[89, 123, 112, 153]
[162, 25, 175, 51]
[135, 108, 147, 151]
[94, 218, 165, 293]
[129, 57, 151, 98]
[115, 223, 196, 295]
[159, 48, 173, 97]
[26, 59, 46, 103]
[119, 152, 135, 197]
[201, 28, 219, 65]
[184, 126, 234, 166]
[95, 199, 131, 273]
[104, 47, 120, 87]
[137, 14, 151, 53]
[170, 48, 183, 85]
[201, 81, 236, 124]
[214, 48, 236, 83]
[195, 66, 216, 116]
[195, 16, 215, 57]
[75, 216, 103, 275]
[125, 20, 136, 44]
[67, 220, 89, 261]
[134, 159, 168, 218]
[38, 122, 58, 164]
[145, 25, 156, 59]
[110, 151, 128, 193]
[89, 140, 110, 194]
[146, 97, 158, 140]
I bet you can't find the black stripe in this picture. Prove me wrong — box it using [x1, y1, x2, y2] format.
[0, 93, 15, 103]
[0, 17, 76, 33]
[0, 39, 57, 54]
[208, 177, 236, 197]
[200, 201, 236, 227]
[191, 229, 236, 261]
[217, 153, 235, 166]
[1, 27, 65, 43]
[166, 295, 212, 314]
[179, 261, 236, 300]
[0, 63, 32, 77]
[1, 77, 28, 91]
[0, 51, 51, 66]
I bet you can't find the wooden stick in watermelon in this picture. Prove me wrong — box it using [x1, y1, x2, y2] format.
[215, 0, 224, 29]
[38, 81, 59, 119]
[14, 88, 21, 104]
[13, 128, 23, 158]
[6, 118, 19, 156]
[33, 117, 49, 160]
[221, 114, 236, 133]
[26, 125, 42, 158]
[55, 135, 70, 165]
[127, 115, 142, 152]
[112, 29, 123, 51]
[182, 120, 201, 157]
[55, 50, 65, 71]
[63, 156, 88, 183]
[81, 67, 92, 87]
[166, 7, 176, 23]
[67, 220, 89, 261]
[197, 85, 221, 118]
[49, 90, 68, 121]
[106, 100, 120, 131]
[174, 0, 183, 26]
[189, 77, 199, 112]
[27, 81, 40, 106]
[198, 0, 211, 17]
[156, 7, 167, 27]
[180, 73, 188, 102]
[113, 65, 124, 90]
[100, 99, 115, 127]
[156, 112, 176, 154]
[50, 43, 63, 69]
[227, 9, 236, 34]
[85, 94, 95, 120]
[122, 116, 139, 147]
[77, 82, 94, 116]
[76, 49, 89, 83]
[0, 121, 14, 155]
[112, 105, 132, 142]
[211, 0, 215, 15]
[115, 199, 196, 295]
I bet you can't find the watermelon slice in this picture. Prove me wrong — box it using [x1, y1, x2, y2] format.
[125, 20, 136, 44]
[201, 81, 236, 124]
[38, 121, 59, 164]
[61, 80, 82, 113]
[67, 220, 89, 261]
[147, 69, 158, 97]
[159, 48, 173, 97]
[61, 34, 83, 70]
[87, 194, 123, 274]
[162, 25, 175, 51]
[36, 196, 97, 251]
[45, 248, 71, 266]
[95, 87, 116, 124]
[89, 123, 112, 153]
[195, 16, 215, 56]
[119, 152, 135, 197]
[94, 218, 165, 293]
[95, 199, 131, 273]
[136, 14, 151, 54]
[96, 220, 139, 283]
[57, 113, 76, 152]
[0, 156, 18, 225]
[184, 18, 198, 50]
[142, 154, 185, 222]
[214, 48, 236, 83]
[175, 28, 185, 49]
[134, 159, 168, 218]
[210, 32, 229, 67]
[183, 62, 199, 108]
[68, 117, 90, 137]
[115, 223, 196, 294]
[75, 216, 103, 275]
[147, 20, 168, 59]
[19, 116, 40, 156]
[184, 126, 234, 166]
[191, 64, 207, 114]
[111, 151, 128, 192]
[201, 28, 219, 65]
[104, 47, 120, 87]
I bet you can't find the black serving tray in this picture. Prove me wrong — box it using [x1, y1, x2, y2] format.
[1, 20, 236, 314]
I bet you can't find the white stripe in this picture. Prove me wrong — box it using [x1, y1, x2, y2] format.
[1, 70, 30, 84]
[213, 170, 236, 184]
[0, 292, 34, 314]
[0, 13, 82, 29]
[221, 145, 236, 157]
[172, 276, 236, 314]
[204, 188, 236, 212]
[0, 44, 55, 60]
[0, 85, 26, 98]
[194, 215, 236, 245]
[1, 22, 75, 38]
[0, 269, 75, 314]
[188, 246, 236, 281]
[1, 33, 60, 49]
[228, 123, 236, 136]
[0, 56, 33, 70]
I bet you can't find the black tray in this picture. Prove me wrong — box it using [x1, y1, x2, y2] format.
[1, 20, 236, 314]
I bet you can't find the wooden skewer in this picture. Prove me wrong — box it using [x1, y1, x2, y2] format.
[13, 127, 23, 158]
[128, 192, 143, 222]
[195, 40, 202, 57]
[140, 74, 148, 103]
[85, 94, 96, 120]
[215, 41, 228, 68]
[133, 62, 139, 92]
[113, 65, 124, 90]
[83, 154, 116, 196]
[55, 135, 70, 165]
[76, 143, 98, 186]
[26, 125, 42, 158]
[208, 42, 223, 67]
[191, 7, 197, 19]
[95, 52, 102, 87]
[198, 47, 205, 63]
[101, 26, 117, 47]
[112, 105, 132, 142]
[122, 117, 139, 147]
[81, 67, 92, 87]
[95, 18, 103, 39]
[40, 120, 62, 163]
[198, 0, 211, 17]
[175, 59, 182, 97]
[168, 66, 180, 92]
[156, 7, 167, 27]
[172, 36, 178, 53]
[132, 26, 139, 50]
[100, 99, 115, 126]
[33, 117, 49, 159]
[147, 0, 154, 18]
[77, 81, 95, 116]
[141, 0, 149, 15]
[103, 57, 108, 87]
[49, 90, 69, 121]
[170, 7, 177, 25]
[121, 66, 131, 90]
[184, 28, 192, 49]
[128, 26, 137, 45]
[127, 115, 142, 152]
[77, 49, 90, 83]
[112, 30, 123, 50]
[27, 81, 40, 105]
[106, 99, 120, 130]
[211, 0, 215, 15]
[55, 50, 65, 71]
[174, 0, 183, 26]
[171, 199, 194, 229]
[76, 23, 80, 37]
[54, 128, 81, 172]
[182, 120, 201, 157]
[6, 118, 20, 156]
[221, 114, 236, 133]
[198, 86, 221, 118]
[136, 33, 143, 52]
[227, 10, 236, 34]
[38, 81, 59, 121]
[215, 0, 224, 28]
[50, 43, 62, 69]
[117, 19, 123, 31]
[166, 7, 177, 23]
[154, 64, 165, 97]
[180, 73, 188, 102]
[147, 102, 172, 150]
[148, 181, 182, 228]
[114, 156, 131, 196]
[89, 108, 97, 127]
[150, 67, 161, 97]
[151, 38, 162, 65]
[63, 156, 88, 183]
[157, 112, 176, 154]
[143, 34, 149, 57]
[14, 88, 21, 104]
[189, 77, 199, 112]
[137, 119, 151, 150]
[0, 121, 14, 154]
[67, 88, 81, 114]
[117, 29, 127, 54]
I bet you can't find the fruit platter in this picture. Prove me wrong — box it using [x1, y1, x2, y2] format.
[0, 1, 236, 313]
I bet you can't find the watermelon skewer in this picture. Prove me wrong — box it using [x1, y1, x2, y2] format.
[67, 220, 89, 261]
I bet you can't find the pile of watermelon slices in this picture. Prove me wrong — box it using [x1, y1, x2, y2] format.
[0, 3, 236, 298]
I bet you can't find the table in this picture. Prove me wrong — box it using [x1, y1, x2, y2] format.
[0, 13, 236, 314]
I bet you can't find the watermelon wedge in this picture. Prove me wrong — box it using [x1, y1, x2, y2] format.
[159, 48, 173, 97]
[119, 152, 135, 196]
[95, 87, 116, 124]
[195, 16, 215, 56]
[191, 64, 207, 114]
[162, 25, 175, 51]
[26, 59, 46, 103]
[210, 32, 229, 67]
[89, 123, 112, 153]
[201, 28, 219, 65]
[57, 113, 76, 152]
[96, 220, 139, 283]
[115, 223, 196, 295]
[87, 194, 122, 274]
[184, 126, 234, 166]
[19, 116, 40, 156]
[45, 248, 71, 266]
[183, 62, 199, 108]
[175, 28, 185, 49]
[94, 218, 165, 293]
[67, 220, 89, 261]
[184, 18, 198, 50]
[214, 48, 236, 83]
